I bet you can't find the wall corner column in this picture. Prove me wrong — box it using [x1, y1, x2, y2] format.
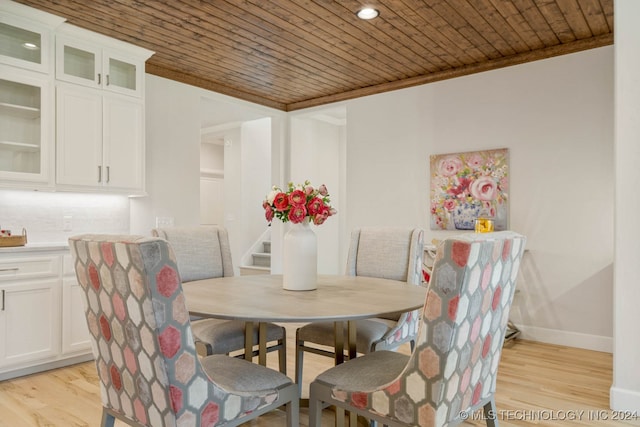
[612, 0, 640, 412]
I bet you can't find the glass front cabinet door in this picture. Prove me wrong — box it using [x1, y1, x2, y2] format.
[0, 16, 53, 73]
[56, 36, 144, 97]
[0, 66, 52, 184]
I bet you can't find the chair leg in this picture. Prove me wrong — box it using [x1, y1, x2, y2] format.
[336, 406, 346, 427]
[101, 410, 115, 427]
[308, 387, 323, 427]
[483, 398, 499, 427]
[278, 338, 287, 374]
[286, 393, 300, 427]
[295, 336, 304, 396]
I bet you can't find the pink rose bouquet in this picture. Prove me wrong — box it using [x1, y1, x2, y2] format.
[263, 181, 337, 225]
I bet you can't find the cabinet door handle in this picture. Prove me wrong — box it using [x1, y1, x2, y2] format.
[97, 73, 101, 85]
[106, 74, 110, 86]
[0, 267, 19, 272]
[1, 290, 4, 311]
[106, 166, 110, 183]
[98, 165, 102, 183]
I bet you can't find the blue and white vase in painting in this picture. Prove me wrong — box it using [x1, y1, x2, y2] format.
[453, 202, 481, 230]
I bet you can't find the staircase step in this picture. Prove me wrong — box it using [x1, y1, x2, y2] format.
[262, 241, 271, 254]
[239, 265, 270, 276]
[251, 252, 271, 267]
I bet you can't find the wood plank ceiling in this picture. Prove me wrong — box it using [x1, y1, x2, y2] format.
[15, 0, 613, 112]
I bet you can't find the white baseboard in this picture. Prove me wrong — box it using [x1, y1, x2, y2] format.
[610, 387, 640, 412]
[0, 353, 94, 381]
[517, 325, 613, 353]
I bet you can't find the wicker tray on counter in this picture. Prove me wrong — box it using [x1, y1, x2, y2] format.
[0, 229, 27, 247]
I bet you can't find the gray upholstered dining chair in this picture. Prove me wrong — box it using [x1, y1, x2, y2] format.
[69, 234, 298, 427]
[308, 231, 527, 427]
[152, 226, 287, 373]
[295, 227, 425, 393]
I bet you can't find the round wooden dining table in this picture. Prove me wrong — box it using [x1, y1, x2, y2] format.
[182, 274, 428, 366]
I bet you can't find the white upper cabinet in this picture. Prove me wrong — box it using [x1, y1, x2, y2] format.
[0, 19, 48, 73]
[55, 85, 103, 187]
[0, 2, 64, 73]
[102, 95, 145, 189]
[56, 84, 145, 193]
[0, 2, 62, 188]
[53, 24, 152, 194]
[0, 2, 153, 194]
[55, 25, 151, 98]
[0, 66, 52, 185]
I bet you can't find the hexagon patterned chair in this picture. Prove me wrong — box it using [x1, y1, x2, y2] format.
[69, 234, 298, 427]
[308, 231, 526, 427]
[152, 225, 287, 373]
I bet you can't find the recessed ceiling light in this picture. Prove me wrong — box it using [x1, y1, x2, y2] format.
[356, 7, 379, 20]
[22, 42, 39, 50]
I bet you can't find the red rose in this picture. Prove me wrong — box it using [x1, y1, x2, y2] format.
[306, 197, 324, 215]
[273, 192, 289, 211]
[289, 189, 306, 206]
[288, 205, 307, 223]
[313, 206, 330, 225]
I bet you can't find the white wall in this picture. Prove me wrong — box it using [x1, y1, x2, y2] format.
[290, 115, 345, 274]
[130, 74, 202, 234]
[239, 118, 271, 266]
[218, 119, 272, 273]
[612, 0, 640, 412]
[342, 46, 614, 352]
[133, 75, 285, 272]
[222, 126, 242, 269]
[199, 143, 224, 226]
[200, 143, 224, 172]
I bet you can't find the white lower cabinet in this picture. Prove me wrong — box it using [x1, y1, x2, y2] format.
[0, 277, 58, 367]
[0, 249, 92, 381]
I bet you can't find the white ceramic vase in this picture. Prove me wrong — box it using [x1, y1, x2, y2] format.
[282, 220, 317, 291]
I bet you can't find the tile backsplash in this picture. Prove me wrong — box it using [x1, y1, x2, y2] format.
[0, 190, 130, 244]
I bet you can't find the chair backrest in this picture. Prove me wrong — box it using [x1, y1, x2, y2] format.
[334, 231, 526, 426]
[345, 227, 424, 333]
[69, 234, 279, 426]
[152, 226, 234, 281]
[346, 227, 424, 285]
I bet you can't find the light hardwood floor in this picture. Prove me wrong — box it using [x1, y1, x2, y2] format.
[0, 324, 639, 427]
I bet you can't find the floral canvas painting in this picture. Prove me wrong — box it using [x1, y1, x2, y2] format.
[430, 148, 508, 231]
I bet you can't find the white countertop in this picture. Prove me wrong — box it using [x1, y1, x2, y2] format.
[0, 242, 69, 253]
